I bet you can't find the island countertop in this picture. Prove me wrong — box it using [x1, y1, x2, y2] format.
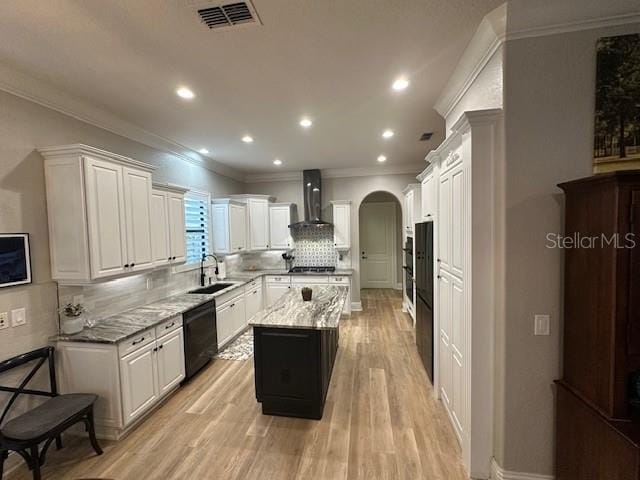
[249, 285, 348, 330]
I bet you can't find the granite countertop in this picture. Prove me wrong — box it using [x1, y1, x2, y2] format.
[53, 269, 353, 345]
[249, 286, 348, 330]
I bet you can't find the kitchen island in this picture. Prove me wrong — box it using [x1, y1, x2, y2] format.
[249, 285, 348, 420]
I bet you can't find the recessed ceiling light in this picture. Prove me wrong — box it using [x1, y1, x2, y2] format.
[199, 148, 210, 154]
[377, 155, 387, 163]
[382, 129, 395, 139]
[392, 76, 409, 91]
[176, 86, 195, 99]
[242, 135, 254, 143]
[299, 117, 313, 128]
[273, 159, 282, 166]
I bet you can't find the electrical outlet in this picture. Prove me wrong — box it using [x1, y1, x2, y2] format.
[534, 314, 550, 336]
[11, 308, 26, 327]
[0, 312, 8, 330]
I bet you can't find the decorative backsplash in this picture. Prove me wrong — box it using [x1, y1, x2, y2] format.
[291, 227, 337, 267]
[58, 268, 201, 326]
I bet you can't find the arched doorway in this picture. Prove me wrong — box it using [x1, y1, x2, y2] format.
[358, 191, 403, 290]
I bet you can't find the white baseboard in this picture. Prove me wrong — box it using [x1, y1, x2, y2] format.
[491, 459, 554, 480]
[351, 301, 362, 312]
[394, 282, 402, 290]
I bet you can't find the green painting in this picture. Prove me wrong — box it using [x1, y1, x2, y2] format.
[594, 33, 640, 173]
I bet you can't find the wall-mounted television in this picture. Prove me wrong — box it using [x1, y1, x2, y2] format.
[0, 234, 32, 288]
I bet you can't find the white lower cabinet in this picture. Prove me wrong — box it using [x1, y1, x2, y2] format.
[265, 276, 292, 307]
[245, 286, 263, 322]
[57, 320, 184, 439]
[156, 328, 186, 396]
[120, 341, 159, 425]
[216, 294, 247, 349]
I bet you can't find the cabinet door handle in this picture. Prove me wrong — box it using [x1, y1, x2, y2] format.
[158, 344, 164, 350]
[168, 257, 172, 261]
[132, 337, 145, 345]
[253, 290, 258, 294]
[124, 264, 130, 268]
[165, 322, 175, 329]
[153, 347, 158, 352]
[230, 303, 235, 308]
[131, 263, 135, 267]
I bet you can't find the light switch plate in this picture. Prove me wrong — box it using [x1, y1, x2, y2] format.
[0, 312, 8, 330]
[534, 314, 550, 336]
[11, 308, 26, 327]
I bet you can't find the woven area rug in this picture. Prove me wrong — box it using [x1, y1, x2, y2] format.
[216, 328, 253, 361]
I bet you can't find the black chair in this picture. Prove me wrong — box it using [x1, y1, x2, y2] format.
[0, 346, 102, 480]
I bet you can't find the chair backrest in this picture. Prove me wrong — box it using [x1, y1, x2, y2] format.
[0, 346, 57, 427]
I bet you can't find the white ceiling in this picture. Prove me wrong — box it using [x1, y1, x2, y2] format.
[0, 0, 502, 175]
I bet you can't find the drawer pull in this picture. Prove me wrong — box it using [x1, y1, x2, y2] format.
[132, 337, 145, 345]
[164, 322, 176, 329]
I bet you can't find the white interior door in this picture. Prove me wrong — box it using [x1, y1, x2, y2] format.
[360, 202, 396, 289]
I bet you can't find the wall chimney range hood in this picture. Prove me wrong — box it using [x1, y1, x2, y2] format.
[289, 169, 332, 228]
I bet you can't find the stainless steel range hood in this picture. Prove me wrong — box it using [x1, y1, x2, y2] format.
[288, 169, 332, 228]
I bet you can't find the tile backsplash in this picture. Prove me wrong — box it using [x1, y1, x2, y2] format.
[291, 227, 337, 267]
[58, 268, 201, 327]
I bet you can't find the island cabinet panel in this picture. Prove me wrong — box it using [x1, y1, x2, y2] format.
[254, 326, 339, 420]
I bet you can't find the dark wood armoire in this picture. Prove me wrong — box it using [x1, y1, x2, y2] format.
[556, 171, 640, 479]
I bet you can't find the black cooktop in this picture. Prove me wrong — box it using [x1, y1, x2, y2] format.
[289, 266, 336, 273]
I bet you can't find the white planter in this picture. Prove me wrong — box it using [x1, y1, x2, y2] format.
[62, 315, 85, 334]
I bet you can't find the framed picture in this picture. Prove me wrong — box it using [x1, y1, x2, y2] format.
[593, 33, 640, 173]
[0, 233, 32, 288]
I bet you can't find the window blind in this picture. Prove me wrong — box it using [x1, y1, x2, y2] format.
[184, 192, 210, 265]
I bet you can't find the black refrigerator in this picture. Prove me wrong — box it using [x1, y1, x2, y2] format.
[415, 221, 434, 383]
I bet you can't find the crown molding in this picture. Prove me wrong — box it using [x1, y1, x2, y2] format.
[244, 163, 424, 183]
[0, 63, 245, 182]
[491, 459, 554, 480]
[506, 12, 640, 41]
[434, 4, 506, 120]
[244, 171, 303, 183]
[38, 143, 156, 172]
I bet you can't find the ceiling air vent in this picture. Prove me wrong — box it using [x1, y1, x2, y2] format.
[419, 132, 434, 141]
[195, 1, 261, 30]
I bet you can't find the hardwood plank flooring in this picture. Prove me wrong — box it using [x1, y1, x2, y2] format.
[6, 289, 466, 480]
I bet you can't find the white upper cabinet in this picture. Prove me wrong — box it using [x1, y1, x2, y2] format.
[331, 201, 351, 250]
[84, 157, 129, 279]
[402, 184, 421, 235]
[168, 192, 187, 264]
[151, 185, 188, 267]
[212, 199, 247, 254]
[41, 145, 156, 284]
[269, 203, 294, 249]
[230, 195, 275, 251]
[418, 164, 437, 221]
[122, 167, 154, 272]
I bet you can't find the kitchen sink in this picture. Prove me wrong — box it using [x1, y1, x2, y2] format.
[189, 283, 235, 294]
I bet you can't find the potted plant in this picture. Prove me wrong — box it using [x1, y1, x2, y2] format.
[59, 303, 86, 334]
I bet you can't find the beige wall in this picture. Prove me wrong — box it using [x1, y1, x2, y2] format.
[0, 89, 242, 368]
[499, 22, 640, 476]
[246, 173, 418, 303]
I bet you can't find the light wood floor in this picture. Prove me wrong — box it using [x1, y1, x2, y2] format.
[7, 289, 466, 480]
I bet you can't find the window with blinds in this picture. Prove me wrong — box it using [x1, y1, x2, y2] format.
[184, 192, 210, 266]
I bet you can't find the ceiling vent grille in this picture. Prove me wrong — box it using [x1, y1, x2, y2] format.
[195, 1, 261, 30]
[419, 132, 434, 141]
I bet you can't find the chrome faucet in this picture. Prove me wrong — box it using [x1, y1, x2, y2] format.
[200, 254, 219, 286]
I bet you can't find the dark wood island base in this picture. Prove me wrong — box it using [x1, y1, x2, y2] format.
[253, 325, 339, 420]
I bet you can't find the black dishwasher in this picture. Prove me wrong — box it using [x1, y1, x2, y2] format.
[183, 300, 217, 381]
